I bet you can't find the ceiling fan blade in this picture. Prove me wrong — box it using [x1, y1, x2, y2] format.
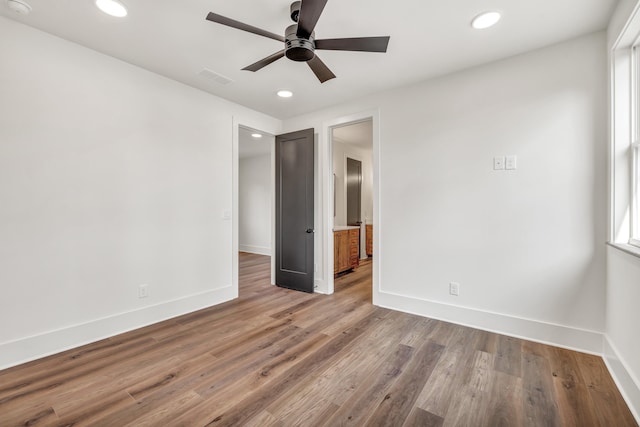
[242, 50, 285, 72]
[296, 0, 328, 39]
[315, 36, 390, 52]
[307, 55, 336, 83]
[206, 12, 285, 42]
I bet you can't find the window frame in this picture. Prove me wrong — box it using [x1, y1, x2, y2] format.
[632, 43, 640, 249]
[631, 138, 640, 248]
[611, 3, 640, 256]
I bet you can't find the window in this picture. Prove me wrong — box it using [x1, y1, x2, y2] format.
[632, 138, 640, 247]
[632, 45, 640, 249]
[611, 13, 640, 253]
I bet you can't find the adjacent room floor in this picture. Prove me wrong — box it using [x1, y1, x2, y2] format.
[0, 252, 636, 426]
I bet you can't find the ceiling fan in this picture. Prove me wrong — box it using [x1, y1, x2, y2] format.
[205, 0, 390, 83]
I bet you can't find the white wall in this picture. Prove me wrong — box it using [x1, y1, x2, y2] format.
[0, 17, 280, 369]
[284, 32, 608, 353]
[332, 141, 373, 227]
[606, 0, 640, 420]
[239, 154, 272, 255]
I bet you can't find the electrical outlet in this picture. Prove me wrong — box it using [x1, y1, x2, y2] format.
[449, 282, 460, 296]
[138, 284, 149, 298]
[505, 155, 517, 170]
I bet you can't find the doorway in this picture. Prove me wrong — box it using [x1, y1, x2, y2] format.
[233, 111, 380, 300]
[330, 119, 374, 298]
[236, 124, 316, 296]
[237, 126, 275, 295]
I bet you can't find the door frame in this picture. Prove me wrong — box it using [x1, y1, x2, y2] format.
[232, 110, 380, 299]
[232, 118, 279, 294]
[323, 109, 380, 301]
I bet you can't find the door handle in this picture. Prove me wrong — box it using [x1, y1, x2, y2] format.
[306, 228, 314, 233]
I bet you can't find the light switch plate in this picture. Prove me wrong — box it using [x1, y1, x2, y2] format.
[493, 156, 505, 170]
[506, 155, 517, 170]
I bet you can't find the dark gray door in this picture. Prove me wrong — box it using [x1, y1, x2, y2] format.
[346, 157, 362, 226]
[275, 128, 314, 293]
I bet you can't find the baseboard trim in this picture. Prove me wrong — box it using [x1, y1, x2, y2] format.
[0, 285, 236, 371]
[376, 290, 603, 355]
[314, 278, 327, 294]
[603, 335, 640, 423]
[239, 244, 271, 256]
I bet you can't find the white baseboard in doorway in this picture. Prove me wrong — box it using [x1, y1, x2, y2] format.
[314, 278, 327, 294]
[239, 244, 271, 256]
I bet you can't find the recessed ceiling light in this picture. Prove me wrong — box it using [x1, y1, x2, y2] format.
[7, 0, 31, 15]
[251, 133, 262, 138]
[95, 0, 127, 17]
[471, 11, 501, 29]
[277, 90, 293, 98]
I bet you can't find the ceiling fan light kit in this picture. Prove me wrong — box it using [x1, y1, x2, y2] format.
[285, 24, 316, 62]
[205, 0, 390, 83]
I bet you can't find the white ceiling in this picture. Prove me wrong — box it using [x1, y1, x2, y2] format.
[1, 0, 617, 119]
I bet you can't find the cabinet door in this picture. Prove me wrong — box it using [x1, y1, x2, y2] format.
[334, 231, 341, 274]
[349, 229, 360, 268]
[366, 225, 373, 256]
[334, 231, 351, 273]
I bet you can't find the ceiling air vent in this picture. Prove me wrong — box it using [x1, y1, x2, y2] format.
[198, 68, 233, 85]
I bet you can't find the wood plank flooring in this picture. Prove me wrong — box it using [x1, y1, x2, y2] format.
[0, 252, 636, 426]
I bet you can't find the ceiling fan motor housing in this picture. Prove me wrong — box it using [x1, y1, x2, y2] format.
[285, 24, 315, 62]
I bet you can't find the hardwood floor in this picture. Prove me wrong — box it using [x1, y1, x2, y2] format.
[0, 252, 636, 426]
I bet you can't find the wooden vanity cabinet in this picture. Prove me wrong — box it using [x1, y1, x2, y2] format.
[334, 230, 350, 274]
[334, 228, 360, 275]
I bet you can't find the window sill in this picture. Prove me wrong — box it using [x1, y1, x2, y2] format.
[607, 242, 640, 259]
